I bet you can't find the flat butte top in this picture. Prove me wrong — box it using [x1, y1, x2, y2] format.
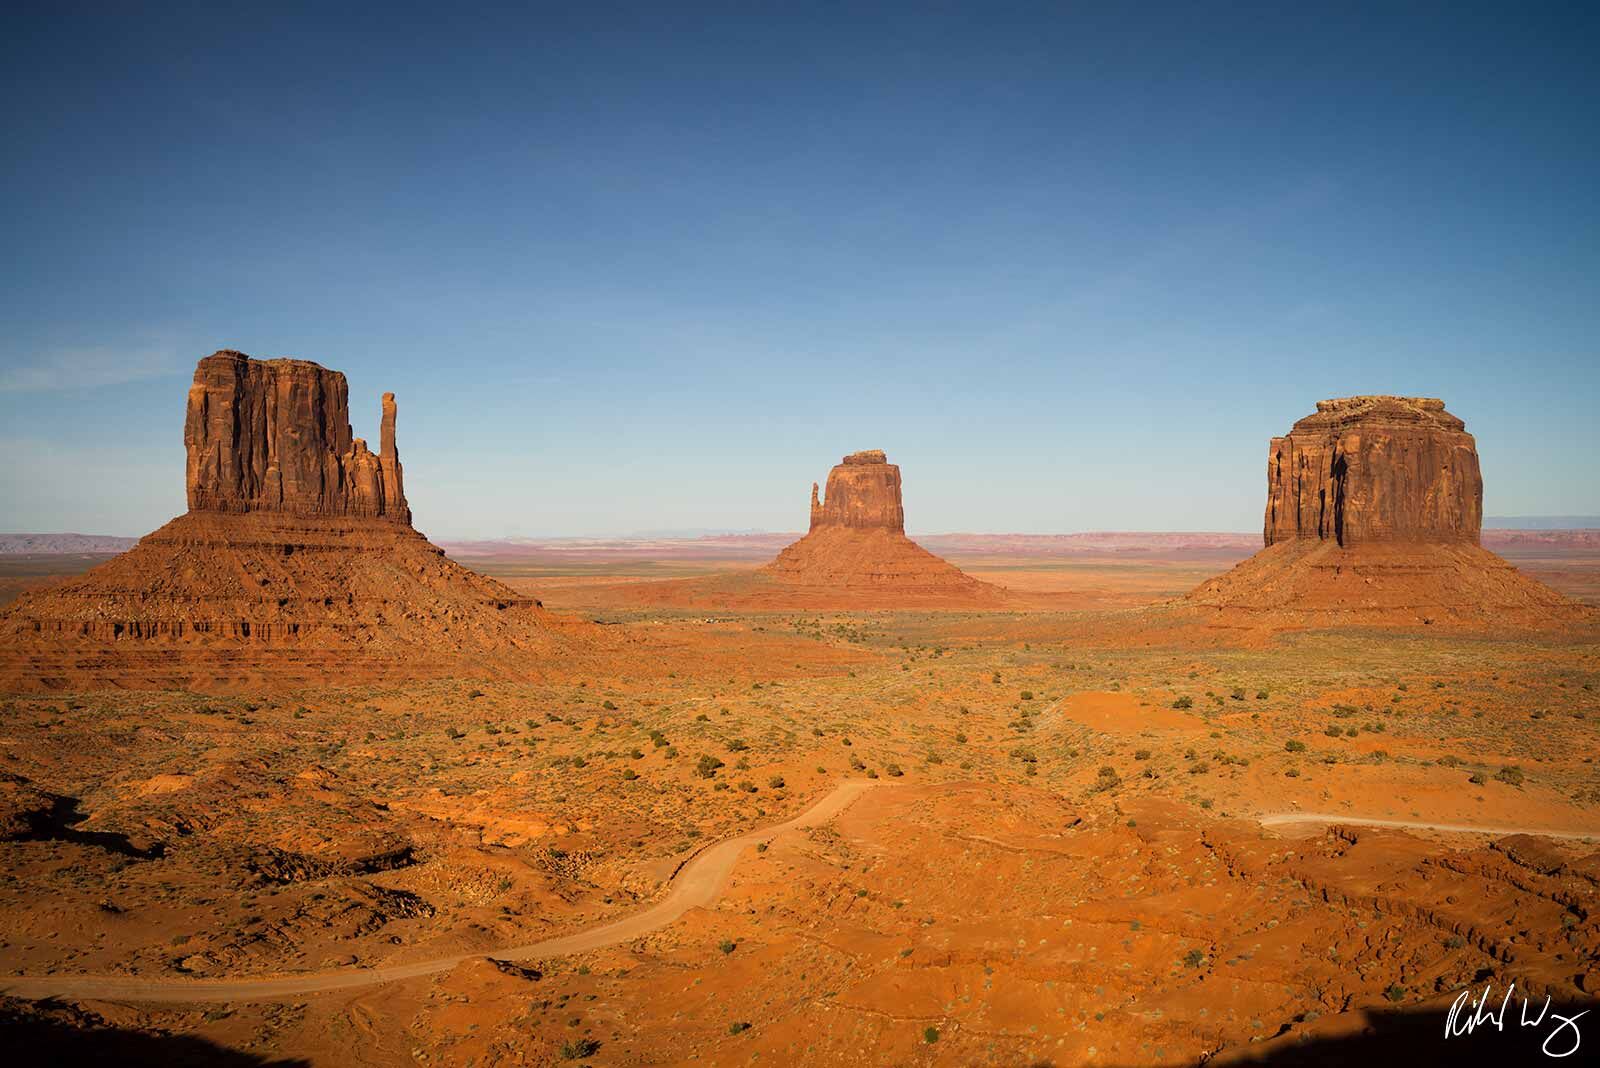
[1292, 395, 1467, 434]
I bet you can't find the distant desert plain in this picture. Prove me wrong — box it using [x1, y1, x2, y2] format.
[0, 357, 1596, 1068]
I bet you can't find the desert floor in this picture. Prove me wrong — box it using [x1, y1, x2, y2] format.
[0, 543, 1597, 1066]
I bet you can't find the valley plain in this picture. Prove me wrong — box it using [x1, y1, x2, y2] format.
[2, 533, 1597, 1066]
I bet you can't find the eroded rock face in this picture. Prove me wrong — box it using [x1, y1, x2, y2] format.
[809, 450, 905, 533]
[0, 349, 565, 690]
[1263, 396, 1481, 548]
[185, 350, 409, 522]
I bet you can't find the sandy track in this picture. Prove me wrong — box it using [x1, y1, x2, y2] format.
[0, 780, 879, 1004]
[1258, 812, 1600, 841]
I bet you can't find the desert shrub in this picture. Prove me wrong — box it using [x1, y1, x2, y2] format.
[445, 727, 464, 740]
[696, 712, 709, 721]
[718, 940, 736, 954]
[1010, 747, 1037, 764]
[1231, 688, 1246, 701]
[1092, 766, 1121, 792]
[884, 763, 903, 777]
[1188, 762, 1209, 775]
[1020, 691, 1034, 701]
[1183, 949, 1204, 968]
[923, 1027, 939, 1044]
[649, 730, 669, 748]
[954, 732, 967, 744]
[696, 754, 725, 778]
[729, 1021, 751, 1035]
[738, 780, 758, 793]
[570, 756, 586, 768]
[768, 775, 785, 789]
[1285, 739, 1306, 752]
[1172, 696, 1193, 710]
[602, 700, 617, 710]
[1256, 690, 1269, 700]
[559, 1038, 599, 1060]
[1134, 749, 1151, 760]
[1385, 984, 1406, 1002]
[850, 755, 866, 770]
[1495, 765, 1525, 786]
[1284, 767, 1300, 777]
[621, 769, 638, 781]
[726, 738, 749, 752]
[1468, 772, 1486, 784]
[1324, 724, 1343, 737]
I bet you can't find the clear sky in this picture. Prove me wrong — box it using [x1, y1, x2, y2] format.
[3, 3, 1596, 538]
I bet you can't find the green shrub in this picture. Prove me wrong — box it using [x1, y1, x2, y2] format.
[559, 1038, 599, 1060]
[1173, 696, 1193, 710]
[696, 754, 725, 778]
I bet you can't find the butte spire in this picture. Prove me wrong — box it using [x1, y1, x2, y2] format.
[0, 350, 576, 689]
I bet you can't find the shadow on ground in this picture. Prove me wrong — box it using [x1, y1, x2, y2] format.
[0, 998, 308, 1067]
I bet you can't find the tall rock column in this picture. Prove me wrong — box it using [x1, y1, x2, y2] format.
[1263, 396, 1483, 548]
[183, 349, 410, 521]
[810, 450, 906, 533]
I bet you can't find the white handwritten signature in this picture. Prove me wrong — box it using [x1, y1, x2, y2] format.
[1445, 981, 1588, 1058]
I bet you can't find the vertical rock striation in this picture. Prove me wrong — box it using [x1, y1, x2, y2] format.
[808, 450, 906, 533]
[1185, 395, 1582, 626]
[184, 350, 409, 522]
[1, 349, 561, 690]
[1263, 396, 1481, 548]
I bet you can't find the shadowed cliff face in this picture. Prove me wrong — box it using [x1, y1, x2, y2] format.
[184, 350, 409, 522]
[808, 450, 906, 533]
[1264, 396, 1482, 548]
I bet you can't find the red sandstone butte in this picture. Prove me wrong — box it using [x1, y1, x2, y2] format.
[808, 450, 906, 532]
[1186, 396, 1583, 626]
[0, 350, 571, 690]
[185, 350, 409, 521]
[764, 450, 1000, 602]
[1263, 396, 1481, 547]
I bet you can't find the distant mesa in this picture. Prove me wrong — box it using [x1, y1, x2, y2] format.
[1184, 395, 1586, 626]
[0, 350, 576, 690]
[761, 450, 1002, 603]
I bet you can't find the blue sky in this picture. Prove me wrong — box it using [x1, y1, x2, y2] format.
[3, 3, 1596, 538]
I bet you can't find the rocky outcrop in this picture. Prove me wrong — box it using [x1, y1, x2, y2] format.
[0, 350, 569, 690]
[1185, 396, 1585, 628]
[1264, 396, 1481, 548]
[809, 450, 905, 533]
[763, 451, 1002, 605]
[185, 350, 409, 521]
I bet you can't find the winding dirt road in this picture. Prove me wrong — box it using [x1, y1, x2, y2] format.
[0, 780, 878, 1004]
[1257, 811, 1600, 841]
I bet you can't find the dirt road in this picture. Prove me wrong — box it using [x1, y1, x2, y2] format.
[0, 779, 879, 1004]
